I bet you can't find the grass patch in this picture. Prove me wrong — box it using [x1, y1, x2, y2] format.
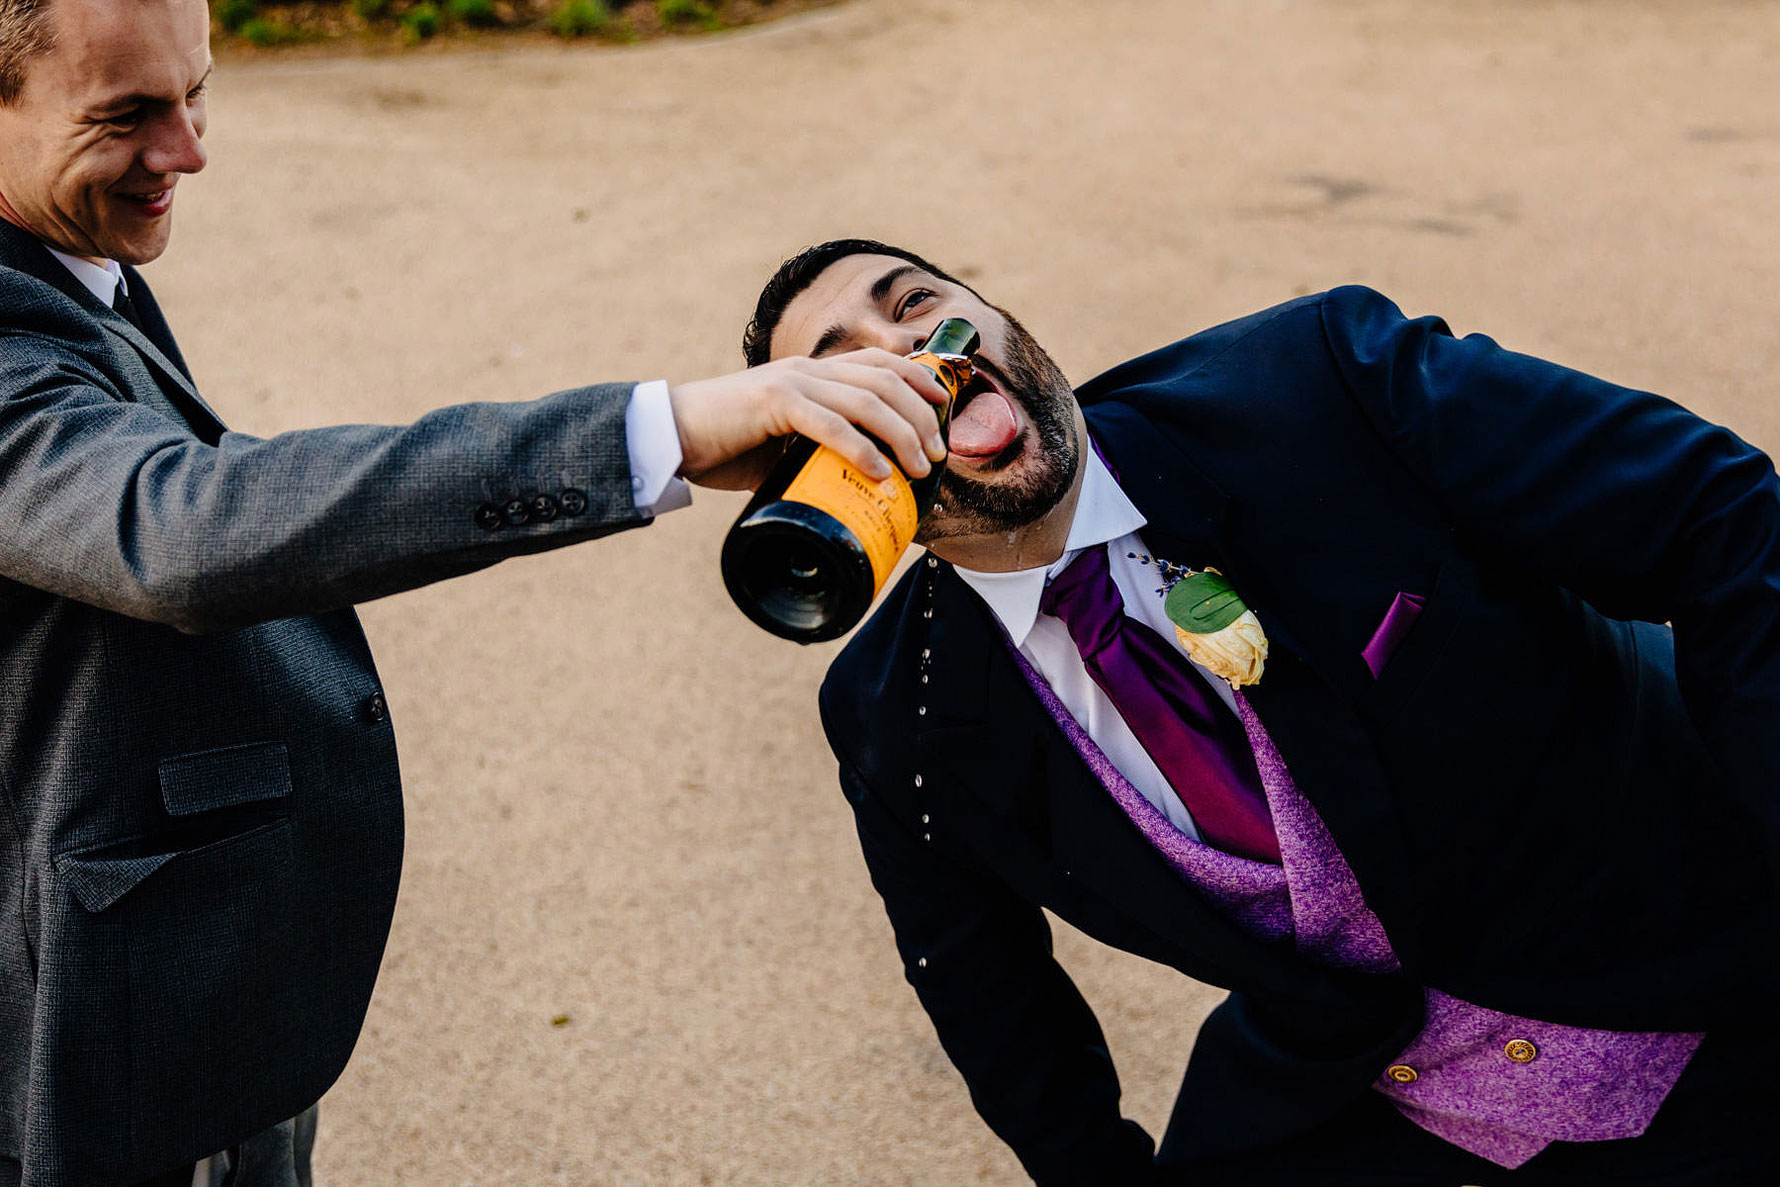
[211, 1, 842, 53]
[401, 1, 440, 41]
[657, 0, 717, 29]
[239, 16, 312, 44]
[215, 0, 261, 33]
[547, 0, 611, 37]
[445, 0, 502, 27]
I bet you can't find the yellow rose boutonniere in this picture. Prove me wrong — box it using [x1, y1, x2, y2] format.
[1163, 568, 1268, 689]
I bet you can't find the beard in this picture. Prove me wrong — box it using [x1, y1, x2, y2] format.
[916, 308, 1080, 543]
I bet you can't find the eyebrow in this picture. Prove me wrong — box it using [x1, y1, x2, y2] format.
[93, 65, 214, 116]
[808, 264, 925, 358]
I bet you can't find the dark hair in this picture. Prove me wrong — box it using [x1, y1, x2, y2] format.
[741, 238, 972, 367]
[0, 0, 55, 107]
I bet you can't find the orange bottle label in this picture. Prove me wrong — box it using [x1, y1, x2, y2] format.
[783, 446, 918, 594]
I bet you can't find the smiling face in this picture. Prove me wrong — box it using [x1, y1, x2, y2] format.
[0, 0, 211, 264]
[771, 253, 1087, 564]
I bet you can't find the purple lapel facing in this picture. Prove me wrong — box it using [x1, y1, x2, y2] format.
[1085, 402, 1424, 959]
[1007, 618, 1402, 976]
[1233, 693, 1399, 974]
[918, 557, 1419, 1009]
[1004, 638, 1295, 939]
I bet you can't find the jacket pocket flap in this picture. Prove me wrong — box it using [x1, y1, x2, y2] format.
[54, 850, 176, 912]
[158, 741, 292, 818]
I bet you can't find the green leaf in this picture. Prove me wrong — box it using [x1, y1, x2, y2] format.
[1164, 571, 1246, 634]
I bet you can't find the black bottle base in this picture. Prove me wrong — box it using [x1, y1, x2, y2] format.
[721, 501, 876, 644]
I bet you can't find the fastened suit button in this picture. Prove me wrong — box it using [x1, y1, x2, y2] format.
[473, 503, 504, 531]
[559, 488, 589, 516]
[366, 691, 388, 722]
[502, 498, 532, 527]
[529, 493, 560, 522]
[1385, 1064, 1418, 1085]
[1504, 1039, 1538, 1064]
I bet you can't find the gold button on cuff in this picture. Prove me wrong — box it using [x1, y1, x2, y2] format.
[1504, 1039, 1538, 1064]
[1385, 1064, 1419, 1084]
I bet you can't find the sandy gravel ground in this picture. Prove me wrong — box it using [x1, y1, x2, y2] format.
[143, 1, 1780, 1181]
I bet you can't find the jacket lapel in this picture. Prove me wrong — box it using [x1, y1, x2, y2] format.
[914, 407, 1249, 940]
[1088, 400, 1421, 953]
[0, 221, 226, 444]
[119, 263, 195, 380]
[914, 540, 1409, 1004]
[106, 265, 226, 444]
[97, 317, 227, 445]
[1087, 401, 1231, 572]
[916, 563, 1049, 832]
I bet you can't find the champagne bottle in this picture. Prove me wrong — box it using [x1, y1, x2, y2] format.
[721, 317, 981, 643]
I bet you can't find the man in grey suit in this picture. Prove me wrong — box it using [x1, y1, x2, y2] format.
[0, 1, 950, 1184]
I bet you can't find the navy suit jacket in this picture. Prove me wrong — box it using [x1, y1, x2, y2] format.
[0, 219, 652, 1184]
[820, 286, 1780, 1183]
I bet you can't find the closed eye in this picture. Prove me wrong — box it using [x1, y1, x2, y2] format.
[93, 68, 209, 131]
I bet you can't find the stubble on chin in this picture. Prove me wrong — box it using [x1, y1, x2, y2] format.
[916, 308, 1080, 544]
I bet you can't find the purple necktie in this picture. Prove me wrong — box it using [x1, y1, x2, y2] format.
[1040, 544, 1282, 864]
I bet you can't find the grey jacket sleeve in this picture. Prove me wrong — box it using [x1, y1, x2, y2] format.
[0, 325, 654, 633]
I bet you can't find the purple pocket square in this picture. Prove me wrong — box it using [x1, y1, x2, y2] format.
[1362, 592, 1426, 680]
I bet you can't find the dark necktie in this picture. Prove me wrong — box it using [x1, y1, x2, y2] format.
[111, 279, 146, 332]
[1040, 543, 1282, 864]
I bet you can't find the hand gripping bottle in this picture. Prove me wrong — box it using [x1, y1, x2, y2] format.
[720, 317, 980, 642]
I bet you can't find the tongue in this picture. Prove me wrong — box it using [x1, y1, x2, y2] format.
[949, 390, 1019, 458]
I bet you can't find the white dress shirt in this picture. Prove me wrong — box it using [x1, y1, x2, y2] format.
[46, 245, 125, 305]
[953, 449, 1241, 842]
[46, 252, 692, 517]
[622, 379, 692, 515]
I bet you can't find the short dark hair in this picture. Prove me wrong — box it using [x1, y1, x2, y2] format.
[741, 238, 971, 367]
[0, 0, 56, 107]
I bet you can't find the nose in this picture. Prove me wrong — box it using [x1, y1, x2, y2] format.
[857, 323, 925, 357]
[141, 109, 207, 177]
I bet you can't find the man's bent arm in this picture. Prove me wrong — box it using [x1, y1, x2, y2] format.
[1320, 284, 1780, 868]
[843, 759, 1157, 1185]
[0, 334, 647, 632]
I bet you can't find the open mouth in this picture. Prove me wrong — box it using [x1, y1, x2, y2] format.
[949, 367, 1021, 459]
[118, 189, 174, 217]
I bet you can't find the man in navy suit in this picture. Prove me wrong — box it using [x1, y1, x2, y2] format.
[743, 239, 1780, 1184]
[0, 4, 950, 1184]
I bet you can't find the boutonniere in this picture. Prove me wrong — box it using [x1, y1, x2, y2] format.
[1133, 553, 1268, 688]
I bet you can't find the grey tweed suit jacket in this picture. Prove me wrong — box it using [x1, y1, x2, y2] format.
[0, 218, 652, 1185]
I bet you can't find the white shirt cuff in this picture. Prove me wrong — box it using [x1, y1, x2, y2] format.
[624, 379, 691, 516]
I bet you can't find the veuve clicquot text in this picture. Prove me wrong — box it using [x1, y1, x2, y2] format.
[721, 317, 981, 643]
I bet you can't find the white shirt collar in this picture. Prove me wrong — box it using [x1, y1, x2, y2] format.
[44, 246, 125, 306]
[952, 446, 1147, 648]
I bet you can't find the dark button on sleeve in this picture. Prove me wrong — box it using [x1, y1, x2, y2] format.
[502, 498, 531, 527]
[366, 691, 388, 722]
[473, 503, 504, 531]
[558, 488, 589, 516]
[529, 493, 560, 522]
